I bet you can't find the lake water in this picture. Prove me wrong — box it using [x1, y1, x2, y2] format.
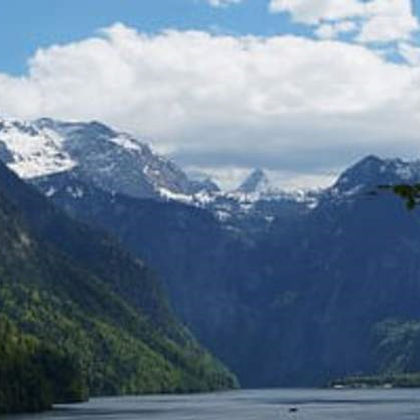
[6, 389, 420, 420]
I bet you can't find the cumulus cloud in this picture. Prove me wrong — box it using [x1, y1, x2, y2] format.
[1, 23, 420, 188]
[269, 0, 363, 24]
[270, 0, 419, 43]
[399, 42, 420, 66]
[315, 20, 358, 40]
[357, 0, 419, 42]
[205, 0, 242, 7]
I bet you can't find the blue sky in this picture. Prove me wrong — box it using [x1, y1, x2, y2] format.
[1, 0, 302, 75]
[5, 0, 418, 74]
[1, 0, 420, 188]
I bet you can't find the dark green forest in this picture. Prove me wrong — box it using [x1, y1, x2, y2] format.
[0, 316, 87, 413]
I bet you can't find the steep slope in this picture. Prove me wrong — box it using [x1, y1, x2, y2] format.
[0, 161, 237, 411]
[28, 173, 263, 376]
[29, 169, 315, 385]
[30, 176, 242, 339]
[0, 160, 172, 329]
[32, 154, 420, 388]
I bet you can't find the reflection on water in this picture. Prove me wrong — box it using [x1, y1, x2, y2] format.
[5, 389, 420, 420]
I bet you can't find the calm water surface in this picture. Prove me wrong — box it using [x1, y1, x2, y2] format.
[6, 389, 420, 420]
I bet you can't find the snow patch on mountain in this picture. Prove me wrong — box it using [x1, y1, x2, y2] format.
[0, 118, 76, 178]
[159, 187, 194, 204]
[108, 133, 144, 152]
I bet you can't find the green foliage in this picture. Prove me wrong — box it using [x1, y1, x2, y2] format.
[0, 316, 87, 413]
[380, 184, 420, 209]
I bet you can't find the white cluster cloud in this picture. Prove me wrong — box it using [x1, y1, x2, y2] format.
[399, 42, 420, 66]
[205, 0, 242, 7]
[358, 0, 419, 42]
[269, 0, 363, 24]
[1, 24, 420, 188]
[315, 21, 358, 40]
[270, 0, 419, 43]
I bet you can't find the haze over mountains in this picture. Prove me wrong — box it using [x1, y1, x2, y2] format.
[2, 117, 420, 390]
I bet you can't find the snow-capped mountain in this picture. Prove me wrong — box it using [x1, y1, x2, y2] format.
[324, 155, 420, 204]
[0, 117, 322, 216]
[0, 117, 204, 199]
[337, 155, 420, 190]
[237, 168, 271, 194]
[0, 116, 326, 238]
[222, 168, 320, 213]
[3, 117, 418, 212]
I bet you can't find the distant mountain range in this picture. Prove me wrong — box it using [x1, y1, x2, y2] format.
[0, 117, 316, 205]
[2, 117, 420, 389]
[0, 117, 217, 198]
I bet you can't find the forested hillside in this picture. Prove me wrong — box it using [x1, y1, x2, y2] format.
[0, 316, 87, 413]
[0, 162, 237, 413]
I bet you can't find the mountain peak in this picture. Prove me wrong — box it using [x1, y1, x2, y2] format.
[0, 117, 198, 199]
[332, 155, 420, 196]
[237, 168, 270, 194]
